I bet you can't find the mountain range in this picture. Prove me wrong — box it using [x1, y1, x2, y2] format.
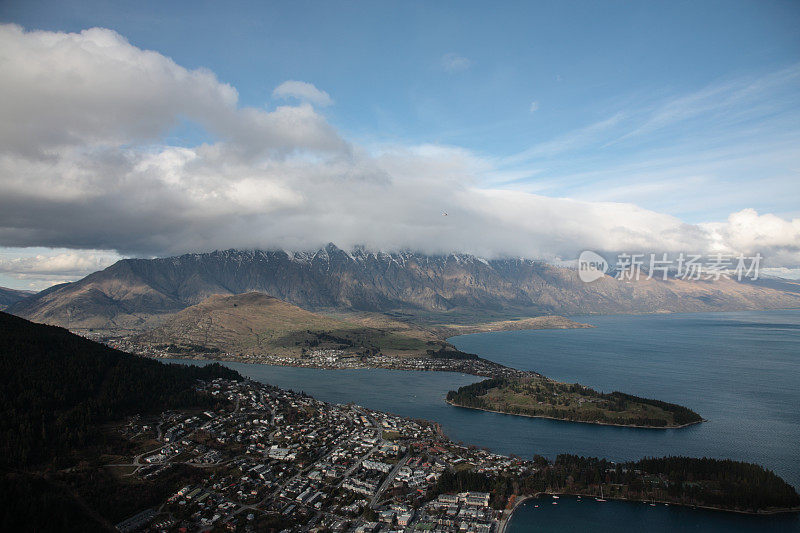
[8, 244, 800, 333]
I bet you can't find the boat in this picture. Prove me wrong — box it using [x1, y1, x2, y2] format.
[552, 502, 558, 505]
[552, 495, 559, 499]
[595, 486, 607, 502]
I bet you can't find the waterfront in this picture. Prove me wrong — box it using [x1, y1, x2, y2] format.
[505, 496, 800, 532]
[167, 309, 800, 530]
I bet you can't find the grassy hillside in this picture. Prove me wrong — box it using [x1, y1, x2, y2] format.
[134, 292, 438, 358]
[435, 314, 593, 336]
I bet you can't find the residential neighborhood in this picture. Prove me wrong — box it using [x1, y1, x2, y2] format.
[112, 377, 525, 532]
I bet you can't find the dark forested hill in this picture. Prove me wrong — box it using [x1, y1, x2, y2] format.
[0, 311, 242, 531]
[8, 245, 800, 332]
[0, 311, 240, 467]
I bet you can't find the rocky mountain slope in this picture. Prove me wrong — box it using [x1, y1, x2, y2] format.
[8, 244, 800, 332]
[0, 286, 35, 310]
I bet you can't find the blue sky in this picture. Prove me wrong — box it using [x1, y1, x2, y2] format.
[0, 1, 799, 288]
[6, 0, 798, 220]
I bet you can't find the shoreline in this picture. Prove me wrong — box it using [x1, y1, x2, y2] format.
[148, 352, 524, 379]
[445, 399, 706, 430]
[498, 493, 536, 533]
[154, 354, 705, 430]
[155, 355, 797, 518]
[501, 492, 800, 529]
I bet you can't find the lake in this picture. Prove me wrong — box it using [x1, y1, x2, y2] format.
[449, 310, 800, 490]
[166, 309, 800, 530]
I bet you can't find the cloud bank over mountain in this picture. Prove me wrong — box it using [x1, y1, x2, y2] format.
[0, 249, 121, 287]
[0, 23, 798, 283]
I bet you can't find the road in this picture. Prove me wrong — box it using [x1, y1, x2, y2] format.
[370, 453, 409, 508]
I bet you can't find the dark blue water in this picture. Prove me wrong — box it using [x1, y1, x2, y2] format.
[174, 362, 481, 423]
[167, 309, 800, 531]
[506, 496, 800, 532]
[450, 310, 800, 490]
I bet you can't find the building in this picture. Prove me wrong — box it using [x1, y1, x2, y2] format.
[115, 508, 156, 533]
[465, 492, 491, 507]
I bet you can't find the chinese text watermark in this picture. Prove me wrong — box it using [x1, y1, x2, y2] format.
[578, 251, 762, 283]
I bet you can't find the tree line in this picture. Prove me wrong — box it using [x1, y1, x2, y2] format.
[446, 377, 702, 426]
[0, 312, 241, 467]
[429, 453, 799, 512]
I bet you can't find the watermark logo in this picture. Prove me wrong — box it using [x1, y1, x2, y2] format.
[578, 250, 609, 283]
[577, 251, 762, 283]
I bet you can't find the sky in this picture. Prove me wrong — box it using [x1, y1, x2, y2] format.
[0, 0, 799, 289]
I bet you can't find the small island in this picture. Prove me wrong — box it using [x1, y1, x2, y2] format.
[446, 375, 703, 428]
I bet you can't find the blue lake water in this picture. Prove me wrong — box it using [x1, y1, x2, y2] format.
[449, 310, 800, 490]
[166, 309, 800, 530]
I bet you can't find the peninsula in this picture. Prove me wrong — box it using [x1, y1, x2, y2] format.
[97, 293, 704, 429]
[1, 311, 796, 533]
[446, 375, 703, 428]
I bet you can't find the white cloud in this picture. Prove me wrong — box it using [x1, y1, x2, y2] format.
[441, 53, 472, 73]
[0, 24, 344, 158]
[529, 101, 539, 113]
[0, 23, 798, 279]
[0, 248, 122, 289]
[702, 209, 800, 256]
[612, 64, 800, 145]
[273, 80, 333, 107]
[0, 250, 121, 275]
[503, 113, 627, 165]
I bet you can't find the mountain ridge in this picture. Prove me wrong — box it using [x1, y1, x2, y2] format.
[0, 286, 36, 310]
[9, 244, 800, 332]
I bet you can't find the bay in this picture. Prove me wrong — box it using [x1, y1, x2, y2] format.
[166, 309, 800, 531]
[449, 310, 800, 490]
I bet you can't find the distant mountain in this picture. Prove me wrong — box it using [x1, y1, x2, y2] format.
[9, 244, 800, 332]
[0, 286, 35, 310]
[747, 276, 800, 295]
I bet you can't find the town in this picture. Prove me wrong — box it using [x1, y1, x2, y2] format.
[112, 377, 527, 532]
[105, 334, 531, 380]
